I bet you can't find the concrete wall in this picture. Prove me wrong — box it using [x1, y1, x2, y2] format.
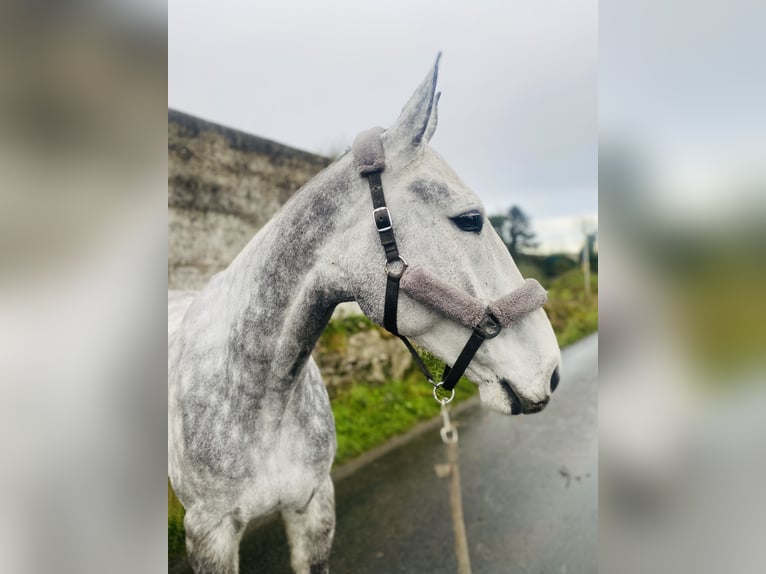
[168, 110, 331, 289]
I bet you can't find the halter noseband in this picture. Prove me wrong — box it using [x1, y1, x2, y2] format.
[352, 127, 547, 404]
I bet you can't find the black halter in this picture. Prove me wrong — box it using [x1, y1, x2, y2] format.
[364, 170, 502, 404]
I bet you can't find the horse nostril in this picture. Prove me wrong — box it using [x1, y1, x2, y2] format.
[550, 366, 561, 393]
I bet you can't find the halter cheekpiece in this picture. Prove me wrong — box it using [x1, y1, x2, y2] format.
[352, 127, 548, 404]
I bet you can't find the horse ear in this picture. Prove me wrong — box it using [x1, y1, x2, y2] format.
[424, 91, 441, 143]
[384, 53, 441, 151]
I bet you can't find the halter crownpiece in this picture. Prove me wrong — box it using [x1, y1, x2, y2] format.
[352, 127, 548, 403]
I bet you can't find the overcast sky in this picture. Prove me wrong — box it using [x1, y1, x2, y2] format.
[169, 0, 597, 252]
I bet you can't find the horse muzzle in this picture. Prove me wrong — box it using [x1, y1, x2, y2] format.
[499, 379, 551, 415]
[500, 365, 560, 415]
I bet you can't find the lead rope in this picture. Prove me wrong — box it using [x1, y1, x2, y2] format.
[435, 403, 472, 574]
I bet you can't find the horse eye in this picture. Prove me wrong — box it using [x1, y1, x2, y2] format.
[451, 211, 483, 233]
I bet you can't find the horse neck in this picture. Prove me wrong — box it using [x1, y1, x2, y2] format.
[219, 156, 357, 387]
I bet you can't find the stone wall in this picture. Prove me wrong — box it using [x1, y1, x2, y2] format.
[315, 319, 414, 397]
[168, 110, 332, 289]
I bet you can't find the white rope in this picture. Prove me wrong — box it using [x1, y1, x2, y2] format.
[437, 405, 473, 574]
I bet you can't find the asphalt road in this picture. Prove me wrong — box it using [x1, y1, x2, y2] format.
[229, 334, 598, 574]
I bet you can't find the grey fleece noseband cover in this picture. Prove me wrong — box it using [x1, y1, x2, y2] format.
[351, 127, 547, 332]
[400, 267, 547, 332]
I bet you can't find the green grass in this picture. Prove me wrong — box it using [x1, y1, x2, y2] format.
[544, 270, 599, 347]
[168, 480, 186, 562]
[168, 270, 598, 561]
[322, 314, 377, 338]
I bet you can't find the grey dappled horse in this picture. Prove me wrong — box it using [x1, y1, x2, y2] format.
[168, 56, 561, 573]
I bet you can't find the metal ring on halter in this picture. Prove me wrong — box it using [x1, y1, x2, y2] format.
[433, 381, 455, 405]
[384, 255, 408, 279]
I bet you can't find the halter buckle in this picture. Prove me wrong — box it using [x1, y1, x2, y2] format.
[372, 206, 393, 232]
[475, 312, 502, 339]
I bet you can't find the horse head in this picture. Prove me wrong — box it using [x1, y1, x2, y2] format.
[340, 55, 561, 415]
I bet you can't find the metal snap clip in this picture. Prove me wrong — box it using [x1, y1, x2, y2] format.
[439, 402, 458, 444]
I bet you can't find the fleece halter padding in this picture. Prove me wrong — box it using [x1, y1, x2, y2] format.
[352, 127, 386, 175]
[488, 278, 548, 326]
[400, 267, 547, 331]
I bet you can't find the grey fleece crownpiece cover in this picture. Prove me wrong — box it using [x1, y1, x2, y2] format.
[400, 266, 547, 331]
[352, 127, 386, 174]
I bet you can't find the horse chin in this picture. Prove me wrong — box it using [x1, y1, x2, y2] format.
[478, 381, 523, 415]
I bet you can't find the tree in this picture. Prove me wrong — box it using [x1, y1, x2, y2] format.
[489, 205, 539, 257]
[488, 215, 510, 244]
[579, 230, 598, 273]
[507, 205, 538, 257]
